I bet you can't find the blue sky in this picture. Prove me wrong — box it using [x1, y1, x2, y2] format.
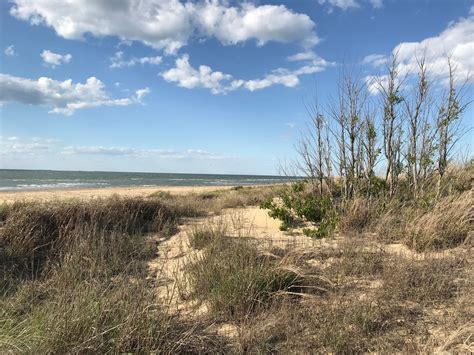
[1, 0, 473, 175]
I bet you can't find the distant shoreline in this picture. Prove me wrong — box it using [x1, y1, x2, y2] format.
[0, 169, 289, 194]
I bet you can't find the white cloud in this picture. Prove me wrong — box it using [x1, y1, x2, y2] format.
[192, 1, 318, 48]
[11, 0, 318, 54]
[318, 0, 383, 11]
[364, 74, 388, 95]
[161, 54, 234, 94]
[4, 45, 16, 56]
[110, 51, 162, 68]
[162, 54, 333, 94]
[40, 49, 72, 67]
[135, 87, 151, 100]
[318, 0, 359, 11]
[362, 53, 388, 67]
[369, 0, 383, 9]
[243, 69, 301, 91]
[0, 74, 150, 115]
[0, 136, 228, 161]
[0, 136, 57, 155]
[62, 145, 229, 160]
[287, 51, 320, 62]
[364, 11, 474, 94]
[393, 14, 474, 81]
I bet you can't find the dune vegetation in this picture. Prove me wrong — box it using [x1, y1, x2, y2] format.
[0, 164, 472, 353]
[1, 54, 473, 353]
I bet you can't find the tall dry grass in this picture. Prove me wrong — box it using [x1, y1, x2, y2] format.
[1, 182, 472, 352]
[405, 190, 473, 251]
[0, 196, 228, 353]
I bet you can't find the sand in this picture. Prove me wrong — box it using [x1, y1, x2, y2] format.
[148, 206, 320, 315]
[0, 185, 235, 204]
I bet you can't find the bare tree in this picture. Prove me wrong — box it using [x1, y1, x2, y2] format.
[327, 84, 349, 200]
[377, 53, 405, 197]
[403, 55, 433, 198]
[342, 69, 367, 197]
[294, 97, 330, 195]
[361, 107, 380, 196]
[436, 56, 471, 197]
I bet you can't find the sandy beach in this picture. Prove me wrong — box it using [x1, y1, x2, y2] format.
[0, 185, 235, 204]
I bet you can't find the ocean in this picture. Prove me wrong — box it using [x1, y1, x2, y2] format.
[0, 169, 289, 192]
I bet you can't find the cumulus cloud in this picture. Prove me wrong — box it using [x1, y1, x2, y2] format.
[192, 1, 318, 48]
[364, 74, 389, 95]
[40, 49, 72, 67]
[162, 54, 333, 94]
[161, 54, 233, 94]
[394, 15, 474, 81]
[364, 11, 474, 94]
[4, 45, 16, 56]
[0, 74, 150, 115]
[10, 0, 318, 54]
[62, 145, 229, 160]
[110, 51, 162, 68]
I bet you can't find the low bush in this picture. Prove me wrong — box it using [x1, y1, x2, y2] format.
[260, 181, 337, 237]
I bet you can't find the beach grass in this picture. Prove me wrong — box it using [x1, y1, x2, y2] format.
[0, 181, 472, 353]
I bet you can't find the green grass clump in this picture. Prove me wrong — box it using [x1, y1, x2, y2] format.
[187, 235, 301, 320]
[188, 222, 228, 250]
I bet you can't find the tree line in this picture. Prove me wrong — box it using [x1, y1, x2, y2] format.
[292, 53, 471, 201]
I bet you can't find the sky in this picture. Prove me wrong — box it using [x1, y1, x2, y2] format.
[1, 0, 473, 175]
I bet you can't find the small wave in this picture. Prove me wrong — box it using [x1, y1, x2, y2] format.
[0, 182, 110, 192]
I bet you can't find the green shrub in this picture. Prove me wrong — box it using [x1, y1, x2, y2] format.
[260, 181, 337, 237]
[260, 198, 295, 231]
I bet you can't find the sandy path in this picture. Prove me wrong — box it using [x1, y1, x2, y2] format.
[0, 185, 234, 204]
[148, 206, 330, 315]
